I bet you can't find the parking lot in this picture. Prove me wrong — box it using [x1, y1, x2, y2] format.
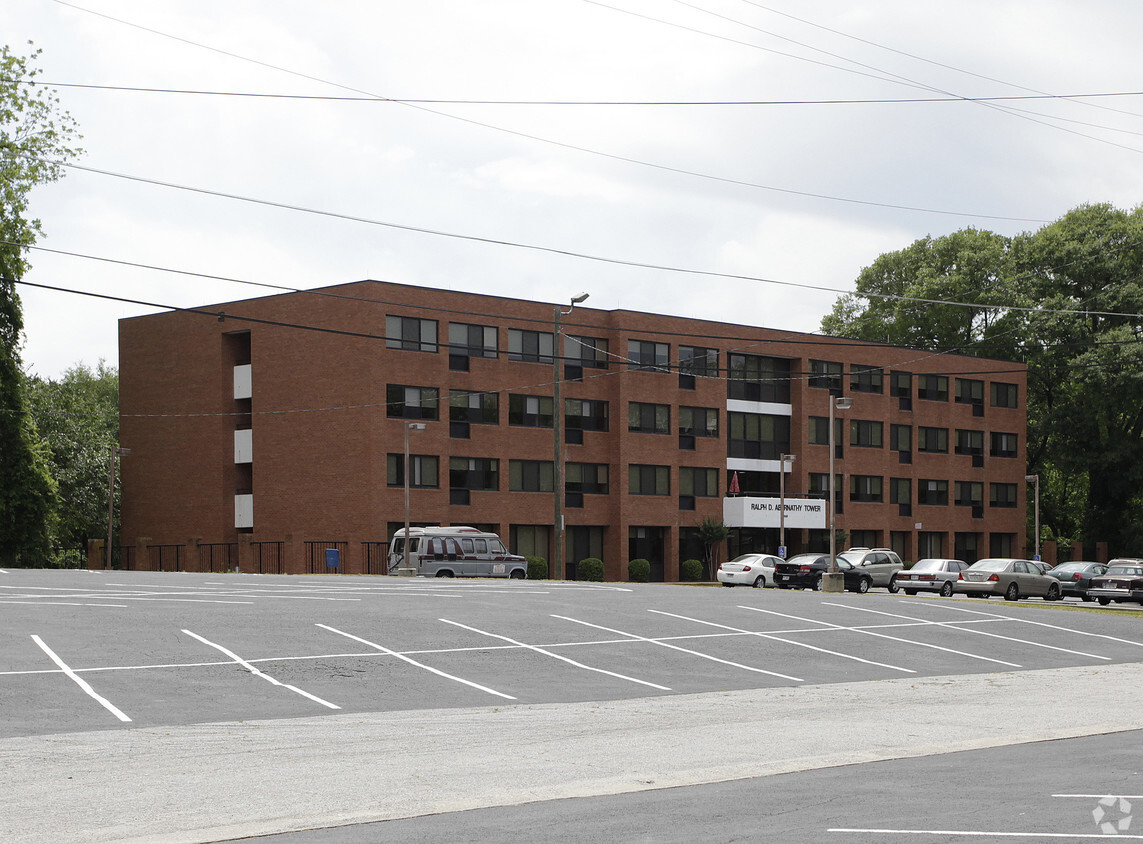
[4, 568, 1143, 843]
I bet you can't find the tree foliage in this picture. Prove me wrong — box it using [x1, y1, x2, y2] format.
[822, 203, 1143, 556]
[0, 43, 83, 565]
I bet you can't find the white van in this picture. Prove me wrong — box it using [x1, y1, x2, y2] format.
[388, 526, 528, 579]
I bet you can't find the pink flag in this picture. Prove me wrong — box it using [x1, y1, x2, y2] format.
[728, 471, 740, 496]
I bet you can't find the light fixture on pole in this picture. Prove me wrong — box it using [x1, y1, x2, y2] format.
[779, 453, 795, 558]
[553, 292, 589, 580]
[106, 447, 131, 569]
[825, 396, 852, 593]
[398, 422, 428, 577]
[1025, 473, 1040, 561]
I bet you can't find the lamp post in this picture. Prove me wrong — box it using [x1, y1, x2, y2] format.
[825, 396, 852, 592]
[1025, 473, 1040, 561]
[106, 447, 131, 569]
[779, 453, 795, 557]
[553, 292, 589, 580]
[398, 422, 427, 576]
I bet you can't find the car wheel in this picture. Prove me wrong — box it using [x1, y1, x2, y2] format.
[752, 575, 765, 588]
[887, 576, 900, 594]
[856, 577, 871, 594]
[1098, 596, 1111, 606]
[813, 576, 823, 591]
[939, 581, 954, 598]
[1046, 583, 1060, 602]
[436, 570, 455, 578]
[509, 569, 525, 579]
[904, 589, 917, 596]
[1004, 582, 1019, 601]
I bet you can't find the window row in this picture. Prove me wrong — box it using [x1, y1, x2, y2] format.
[807, 418, 1019, 457]
[807, 474, 1020, 507]
[809, 363, 1019, 408]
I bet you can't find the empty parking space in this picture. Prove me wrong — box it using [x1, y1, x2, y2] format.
[3, 569, 1143, 739]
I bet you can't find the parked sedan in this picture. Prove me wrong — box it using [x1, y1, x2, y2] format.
[717, 554, 781, 588]
[774, 554, 874, 593]
[896, 558, 968, 597]
[1045, 561, 1109, 601]
[1086, 560, 1143, 606]
[955, 558, 1062, 601]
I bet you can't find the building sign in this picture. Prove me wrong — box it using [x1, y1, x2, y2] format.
[723, 496, 826, 530]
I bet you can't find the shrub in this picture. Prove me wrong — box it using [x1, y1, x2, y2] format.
[526, 556, 548, 580]
[628, 558, 650, 582]
[578, 557, 605, 582]
[680, 559, 704, 582]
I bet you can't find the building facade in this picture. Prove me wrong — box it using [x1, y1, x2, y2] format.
[117, 280, 1028, 579]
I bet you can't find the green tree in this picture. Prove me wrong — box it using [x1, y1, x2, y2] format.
[0, 43, 82, 566]
[25, 362, 119, 566]
[821, 203, 1143, 555]
[695, 516, 729, 577]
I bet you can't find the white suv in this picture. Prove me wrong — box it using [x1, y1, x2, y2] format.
[839, 547, 904, 592]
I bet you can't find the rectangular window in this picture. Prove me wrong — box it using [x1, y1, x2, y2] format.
[449, 390, 498, 425]
[890, 424, 912, 452]
[727, 354, 792, 403]
[890, 477, 911, 504]
[918, 427, 949, 453]
[991, 431, 1018, 457]
[508, 394, 553, 428]
[565, 398, 609, 432]
[509, 460, 554, 492]
[917, 375, 948, 401]
[386, 384, 439, 420]
[448, 322, 497, 358]
[508, 329, 554, 364]
[990, 533, 1015, 557]
[728, 412, 791, 460]
[850, 475, 883, 503]
[565, 335, 609, 369]
[566, 462, 609, 494]
[629, 464, 669, 496]
[679, 346, 719, 377]
[890, 371, 912, 398]
[679, 406, 718, 438]
[956, 378, 984, 406]
[449, 457, 499, 491]
[386, 315, 438, 353]
[628, 339, 670, 372]
[991, 382, 1018, 408]
[955, 481, 984, 507]
[628, 402, 670, 434]
[850, 365, 884, 394]
[808, 416, 841, 446]
[990, 483, 1017, 508]
[680, 467, 719, 497]
[918, 479, 949, 506]
[955, 429, 984, 455]
[809, 360, 843, 391]
[386, 454, 439, 488]
[850, 419, 883, 448]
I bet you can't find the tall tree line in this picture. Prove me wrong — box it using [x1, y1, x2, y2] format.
[823, 203, 1143, 556]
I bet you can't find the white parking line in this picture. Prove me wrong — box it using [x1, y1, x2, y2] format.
[181, 629, 340, 710]
[651, 609, 916, 674]
[0, 601, 131, 607]
[30, 635, 131, 723]
[317, 624, 516, 700]
[887, 604, 1112, 661]
[928, 603, 1143, 649]
[440, 618, 671, 690]
[830, 827, 1143, 838]
[819, 603, 1022, 668]
[552, 614, 804, 682]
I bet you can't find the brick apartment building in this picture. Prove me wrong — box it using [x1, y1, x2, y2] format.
[116, 280, 1028, 580]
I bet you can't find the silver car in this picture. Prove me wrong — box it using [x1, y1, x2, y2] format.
[954, 558, 1062, 601]
[896, 558, 968, 597]
[839, 548, 904, 592]
[717, 554, 780, 588]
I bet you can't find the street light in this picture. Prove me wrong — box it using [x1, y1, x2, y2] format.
[553, 292, 589, 580]
[825, 396, 853, 593]
[1025, 473, 1040, 561]
[106, 447, 131, 569]
[779, 453, 795, 557]
[398, 422, 428, 577]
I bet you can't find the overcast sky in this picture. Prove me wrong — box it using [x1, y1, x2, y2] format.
[8, 0, 1143, 379]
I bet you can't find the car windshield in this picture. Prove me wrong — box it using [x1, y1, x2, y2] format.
[968, 559, 1011, 572]
[730, 555, 760, 563]
[785, 554, 825, 566]
[911, 559, 945, 572]
[837, 552, 866, 564]
[1107, 566, 1143, 576]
